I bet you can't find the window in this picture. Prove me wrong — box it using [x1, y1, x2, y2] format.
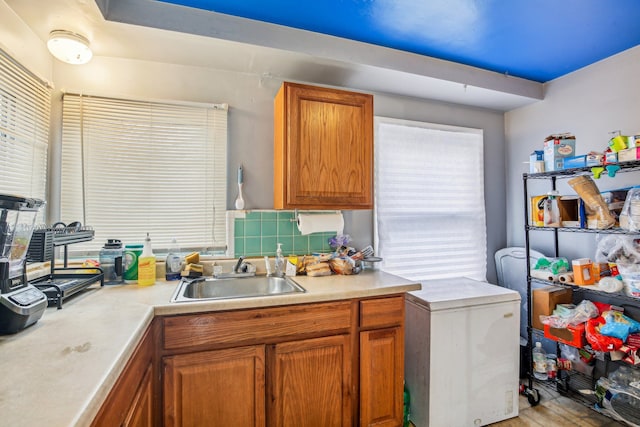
[0, 49, 51, 214]
[61, 94, 227, 254]
[374, 116, 487, 282]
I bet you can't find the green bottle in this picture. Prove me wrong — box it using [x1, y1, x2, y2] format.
[403, 381, 410, 427]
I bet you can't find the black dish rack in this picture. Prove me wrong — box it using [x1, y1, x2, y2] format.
[27, 224, 103, 309]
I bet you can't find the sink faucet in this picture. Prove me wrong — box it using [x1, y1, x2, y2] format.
[234, 256, 246, 273]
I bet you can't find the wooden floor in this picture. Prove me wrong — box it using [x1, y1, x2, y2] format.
[488, 383, 625, 427]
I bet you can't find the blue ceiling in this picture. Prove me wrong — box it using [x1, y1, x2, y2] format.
[158, 0, 640, 83]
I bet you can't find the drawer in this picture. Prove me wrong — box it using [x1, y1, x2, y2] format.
[359, 296, 404, 329]
[163, 300, 352, 351]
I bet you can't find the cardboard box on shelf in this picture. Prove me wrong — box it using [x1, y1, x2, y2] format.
[544, 322, 586, 348]
[544, 135, 576, 172]
[562, 155, 586, 169]
[617, 147, 640, 162]
[558, 196, 582, 227]
[532, 285, 573, 330]
[586, 153, 604, 166]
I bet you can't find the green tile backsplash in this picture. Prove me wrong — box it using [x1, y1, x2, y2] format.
[233, 210, 335, 257]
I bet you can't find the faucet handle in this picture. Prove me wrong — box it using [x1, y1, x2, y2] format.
[234, 256, 246, 273]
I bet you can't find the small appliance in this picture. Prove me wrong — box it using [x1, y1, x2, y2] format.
[0, 193, 47, 334]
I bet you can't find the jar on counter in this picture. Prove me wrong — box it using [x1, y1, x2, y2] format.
[99, 239, 124, 285]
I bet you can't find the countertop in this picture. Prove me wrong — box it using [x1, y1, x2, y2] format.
[0, 270, 419, 427]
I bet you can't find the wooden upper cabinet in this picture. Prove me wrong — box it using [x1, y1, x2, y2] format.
[274, 82, 373, 209]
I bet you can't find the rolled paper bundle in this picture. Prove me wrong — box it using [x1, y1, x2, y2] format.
[530, 269, 552, 281]
[558, 272, 574, 283]
[547, 273, 559, 282]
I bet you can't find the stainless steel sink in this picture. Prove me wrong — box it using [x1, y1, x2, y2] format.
[170, 276, 306, 302]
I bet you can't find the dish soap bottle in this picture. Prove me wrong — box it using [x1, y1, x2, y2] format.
[165, 238, 182, 281]
[138, 233, 156, 286]
[275, 243, 285, 277]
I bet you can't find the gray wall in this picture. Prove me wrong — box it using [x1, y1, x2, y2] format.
[2, 7, 507, 283]
[505, 46, 640, 260]
[50, 57, 507, 282]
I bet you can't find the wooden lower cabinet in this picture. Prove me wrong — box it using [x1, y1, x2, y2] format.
[359, 327, 404, 427]
[93, 295, 406, 427]
[268, 335, 352, 427]
[124, 364, 154, 427]
[163, 345, 266, 427]
[91, 320, 157, 427]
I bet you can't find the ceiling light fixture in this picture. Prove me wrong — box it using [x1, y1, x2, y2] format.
[47, 30, 93, 65]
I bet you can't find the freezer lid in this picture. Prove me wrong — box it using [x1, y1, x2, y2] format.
[407, 277, 521, 311]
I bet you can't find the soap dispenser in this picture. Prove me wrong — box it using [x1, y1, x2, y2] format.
[275, 243, 285, 277]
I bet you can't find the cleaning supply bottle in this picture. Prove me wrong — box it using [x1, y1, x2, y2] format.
[532, 342, 548, 381]
[165, 237, 182, 281]
[138, 233, 156, 286]
[275, 243, 285, 277]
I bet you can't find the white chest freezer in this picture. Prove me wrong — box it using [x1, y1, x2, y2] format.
[405, 277, 521, 427]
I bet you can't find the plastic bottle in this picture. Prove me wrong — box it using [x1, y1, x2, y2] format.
[137, 233, 156, 286]
[532, 342, 548, 381]
[275, 243, 285, 277]
[99, 239, 124, 285]
[165, 238, 182, 281]
[403, 381, 411, 427]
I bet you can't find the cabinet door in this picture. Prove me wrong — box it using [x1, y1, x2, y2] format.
[163, 345, 265, 427]
[123, 364, 154, 427]
[274, 82, 373, 209]
[91, 322, 156, 427]
[268, 334, 352, 427]
[359, 327, 403, 427]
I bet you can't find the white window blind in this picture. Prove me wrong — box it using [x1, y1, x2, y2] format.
[374, 117, 487, 282]
[0, 49, 51, 212]
[61, 94, 228, 254]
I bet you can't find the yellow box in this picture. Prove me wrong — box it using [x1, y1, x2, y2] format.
[531, 195, 548, 226]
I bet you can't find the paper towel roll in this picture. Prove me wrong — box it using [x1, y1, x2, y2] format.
[558, 273, 574, 283]
[530, 269, 558, 282]
[297, 212, 344, 236]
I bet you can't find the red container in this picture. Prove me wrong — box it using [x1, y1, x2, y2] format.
[544, 323, 586, 348]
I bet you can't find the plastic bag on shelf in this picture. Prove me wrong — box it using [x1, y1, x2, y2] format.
[533, 256, 570, 275]
[621, 188, 640, 231]
[569, 300, 600, 325]
[609, 365, 640, 387]
[595, 377, 640, 426]
[595, 234, 640, 265]
[559, 343, 595, 375]
[586, 317, 624, 352]
[599, 310, 640, 342]
[617, 262, 640, 298]
[539, 300, 599, 328]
